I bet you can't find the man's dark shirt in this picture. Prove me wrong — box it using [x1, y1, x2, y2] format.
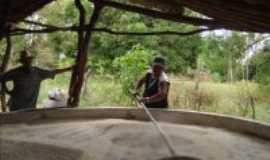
[143, 69, 169, 108]
[0, 66, 55, 111]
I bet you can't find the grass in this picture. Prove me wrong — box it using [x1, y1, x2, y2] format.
[169, 80, 270, 122]
[37, 74, 270, 123]
[38, 74, 134, 107]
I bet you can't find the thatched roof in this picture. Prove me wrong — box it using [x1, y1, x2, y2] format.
[0, 0, 270, 36]
[127, 0, 270, 33]
[0, 0, 52, 23]
[0, 0, 53, 37]
[182, 0, 270, 33]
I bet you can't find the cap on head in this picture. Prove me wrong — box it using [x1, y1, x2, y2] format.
[153, 56, 166, 68]
[18, 50, 33, 63]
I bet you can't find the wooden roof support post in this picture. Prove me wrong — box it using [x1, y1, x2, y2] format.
[68, 0, 103, 107]
[0, 34, 12, 112]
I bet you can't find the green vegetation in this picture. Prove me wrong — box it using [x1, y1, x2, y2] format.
[250, 48, 270, 84]
[113, 45, 155, 95]
[0, 1, 269, 123]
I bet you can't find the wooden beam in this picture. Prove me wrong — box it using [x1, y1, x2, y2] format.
[9, 25, 213, 37]
[92, 27, 211, 36]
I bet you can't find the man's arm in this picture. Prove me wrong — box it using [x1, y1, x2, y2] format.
[53, 65, 74, 75]
[37, 65, 74, 80]
[133, 74, 147, 95]
[0, 69, 16, 83]
[141, 81, 169, 103]
[0, 70, 16, 94]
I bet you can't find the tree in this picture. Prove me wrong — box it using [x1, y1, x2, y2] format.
[250, 47, 270, 84]
[113, 45, 155, 95]
[199, 32, 247, 82]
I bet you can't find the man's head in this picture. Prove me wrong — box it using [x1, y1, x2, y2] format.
[18, 50, 33, 68]
[152, 56, 166, 77]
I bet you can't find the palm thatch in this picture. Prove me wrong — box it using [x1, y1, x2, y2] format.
[181, 0, 270, 33]
[0, 0, 270, 35]
[128, 0, 183, 14]
[0, 0, 52, 23]
[0, 0, 53, 37]
[126, 0, 270, 33]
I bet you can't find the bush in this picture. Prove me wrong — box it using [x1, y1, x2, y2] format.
[88, 56, 113, 75]
[113, 45, 155, 95]
[234, 82, 258, 119]
[256, 84, 270, 104]
[169, 81, 218, 110]
[250, 50, 270, 84]
[212, 72, 223, 82]
[185, 85, 218, 111]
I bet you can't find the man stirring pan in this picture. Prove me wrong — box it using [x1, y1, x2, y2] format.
[133, 56, 170, 108]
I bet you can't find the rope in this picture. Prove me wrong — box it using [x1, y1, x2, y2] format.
[134, 95, 177, 157]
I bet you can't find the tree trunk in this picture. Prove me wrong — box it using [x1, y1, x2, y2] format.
[68, 0, 103, 107]
[228, 52, 234, 82]
[0, 35, 12, 112]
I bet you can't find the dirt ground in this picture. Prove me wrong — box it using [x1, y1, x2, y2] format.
[0, 119, 270, 160]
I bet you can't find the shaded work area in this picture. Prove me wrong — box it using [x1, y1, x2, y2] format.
[0, 0, 270, 112]
[0, 1, 270, 160]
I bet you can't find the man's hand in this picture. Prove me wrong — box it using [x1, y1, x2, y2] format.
[132, 90, 139, 97]
[67, 65, 76, 71]
[72, 64, 76, 69]
[54, 65, 75, 74]
[129, 89, 140, 97]
[139, 97, 150, 104]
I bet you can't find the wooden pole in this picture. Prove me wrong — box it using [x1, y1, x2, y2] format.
[9, 25, 213, 36]
[0, 35, 12, 112]
[68, 0, 103, 107]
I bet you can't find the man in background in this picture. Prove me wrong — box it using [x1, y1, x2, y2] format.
[133, 56, 170, 108]
[0, 50, 73, 111]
